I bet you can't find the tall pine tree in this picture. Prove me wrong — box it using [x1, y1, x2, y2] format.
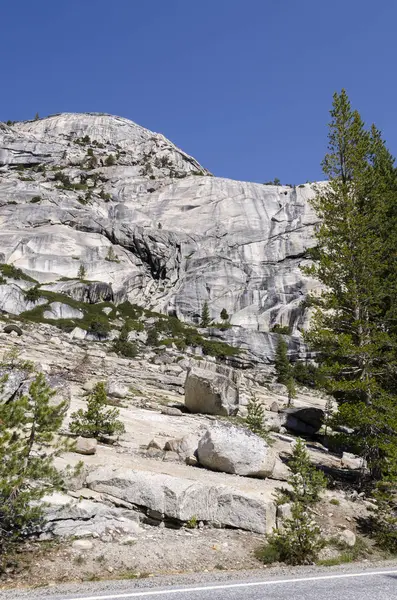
[305, 90, 397, 479]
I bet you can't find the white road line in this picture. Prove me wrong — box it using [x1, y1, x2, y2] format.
[62, 569, 397, 600]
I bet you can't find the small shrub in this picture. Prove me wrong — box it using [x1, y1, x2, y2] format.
[146, 327, 159, 347]
[88, 316, 110, 338]
[246, 395, 266, 437]
[105, 154, 116, 167]
[30, 196, 42, 203]
[113, 323, 138, 358]
[271, 324, 292, 335]
[220, 308, 230, 322]
[330, 498, 340, 506]
[185, 515, 198, 529]
[24, 286, 41, 303]
[70, 381, 125, 439]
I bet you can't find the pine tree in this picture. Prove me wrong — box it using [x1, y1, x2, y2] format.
[70, 382, 125, 439]
[287, 438, 327, 504]
[0, 371, 71, 556]
[220, 308, 229, 322]
[286, 376, 296, 407]
[34, 112, 39, 121]
[200, 301, 211, 327]
[274, 335, 291, 384]
[78, 264, 86, 280]
[257, 438, 326, 565]
[305, 90, 397, 480]
[246, 395, 266, 437]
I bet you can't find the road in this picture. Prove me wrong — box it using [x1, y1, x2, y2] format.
[1, 568, 396, 600]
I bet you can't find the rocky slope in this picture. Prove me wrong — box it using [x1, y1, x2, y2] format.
[0, 113, 321, 359]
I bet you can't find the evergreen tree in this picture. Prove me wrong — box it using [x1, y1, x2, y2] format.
[305, 90, 397, 479]
[246, 395, 266, 437]
[200, 301, 211, 327]
[274, 335, 291, 384]
[220, 308, 229, 322]
[287, 438, 327, 504]
[34, 112, 39, 121]
[0, 372, 70, 556]
[78, 264, 86, 280]
[70, 382, 125, 439]
[257, 438, 326, 565]
[286, 376, 296, 407]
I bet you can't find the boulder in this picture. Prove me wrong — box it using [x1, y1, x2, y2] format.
[184, 362, 239, 416]
[107, 379, 128, 399]
[161, 406, 184, 417]
[163, 434, 199, 458]
[282, 406, 324, 435]
[0, 367, 29, 404]
[269, 401, 280, 413]
[197, 422, 276, 478]
[43, 302, 84, 320]
[69, 327, 86, 340]
[75, 436, 97, 455]
[341, 452, 366, 470]
[337, 529, 356, 547]
[86, 467, 276, 534]
[3, 324, 23, 336]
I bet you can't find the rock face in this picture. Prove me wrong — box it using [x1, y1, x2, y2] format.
[86, 467, 276, 534]
[0, 112, 321, 361]
[184, 362, 240, 416]
[197, 423, 276, 478]
[43, 302, 83, 320]
[282, 406, 324, 435]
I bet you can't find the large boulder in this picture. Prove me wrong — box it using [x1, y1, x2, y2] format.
[163, 434, 199, 458]
[197, 422, 276, 478]
[43, 302, 83, 320]
[0, 367, 29, 403]
[282, 406, 324, 435]
[184, 362, 239, 416]
[86, 467, 276, 534]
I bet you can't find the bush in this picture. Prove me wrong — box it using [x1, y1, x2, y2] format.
[87, 316, 110, 338]
[259, 503, 324, 565]
[30, 196, 42, 203]
[0, 263, 36, 282]
[112, 323, 138, 358]
[146, 327, 159, 347]
[292, 362, 320, 388]
[105, 154, 116, 166]
[271, 324, 292, 335]
[24, 286, 41, 303]
[70, 382, 125, 439]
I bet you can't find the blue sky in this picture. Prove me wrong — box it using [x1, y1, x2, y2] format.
[1, 0, 396, 184]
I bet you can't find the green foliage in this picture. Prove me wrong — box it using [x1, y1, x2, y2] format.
[372, 478, 397, 553]
[105, 246, 119, 262]
[30, 195, 42, 203]
[258, 502, 324, 565]
[274, 335, 292, 384]
[105, 154, 116, 167]
[286, 438, 327, 504]
[0, 371, 70, 558]
[146, 327, 159, 347]
[286, 376, 296, 407]
[200, 301, 211, 327]
[304, 90, 397, 480]
[257, 439, 326, 565]
[34, 112, 39, 120]
[185, 515, 198, 529]
[112, 323, 138, 358]
[0, 263, 36, 282]
[70, 382, 125, 439]
[263, 178, 281, 185]
[78, 264, 86, 280]
[292, 362, 320, 388]
[220, 308, 229, 322]
[246, 395, 268, 439]
[24, 286, 41, 303]
[271, 324, 292, 335]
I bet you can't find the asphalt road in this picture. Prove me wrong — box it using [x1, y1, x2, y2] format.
[2, 568, 397, 600]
